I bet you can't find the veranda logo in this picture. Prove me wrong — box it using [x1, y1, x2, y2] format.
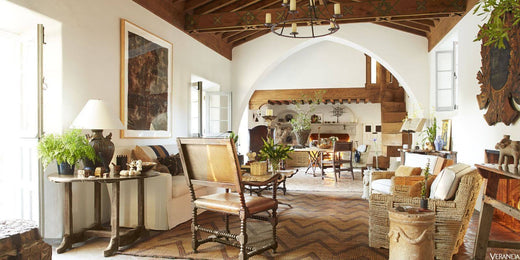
[490, 253, 520, 260]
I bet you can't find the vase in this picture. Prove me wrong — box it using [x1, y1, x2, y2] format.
[58, 162, 75, 175]
[294, 129, 311, 148]
[434, 135, 444, 151]
[420, 198, 428, 210]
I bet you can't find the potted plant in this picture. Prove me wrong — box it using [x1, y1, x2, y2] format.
[38, 129, 98, 175]
[258, 137, 293, 174]
[420, 159, 431, 210]
[421, 117, 437, 150]
[290, 91, 325, 147]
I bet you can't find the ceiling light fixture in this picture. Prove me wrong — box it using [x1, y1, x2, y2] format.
[265, 0, 342, 38]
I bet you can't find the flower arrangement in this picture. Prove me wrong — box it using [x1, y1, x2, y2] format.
[258, 137, 293, 173]
[289, 90, 325, 132]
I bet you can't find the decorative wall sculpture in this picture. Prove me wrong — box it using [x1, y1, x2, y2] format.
[476, 11, 520, 126]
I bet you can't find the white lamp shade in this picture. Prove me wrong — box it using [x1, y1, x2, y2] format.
[70, 99, 124, 130]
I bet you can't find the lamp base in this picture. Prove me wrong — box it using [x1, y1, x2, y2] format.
[85, 129, 115, 172]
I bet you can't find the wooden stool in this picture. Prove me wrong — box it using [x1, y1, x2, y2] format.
[388, 208, 435, 260]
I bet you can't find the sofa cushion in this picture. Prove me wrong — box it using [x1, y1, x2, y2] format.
[395, 165, 422, 177]
[430, 163, 472, 200]
[408, 175, 437, 197]
[404, 153, 438, 175]
[133, 145, 153, 162]
[157, 154, 184, 176]
[371, 179, 392, 194]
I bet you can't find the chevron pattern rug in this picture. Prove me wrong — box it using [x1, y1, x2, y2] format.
[121, 192, 388, 259]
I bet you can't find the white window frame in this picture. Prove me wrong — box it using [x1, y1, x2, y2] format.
[435, 42, 458, 111]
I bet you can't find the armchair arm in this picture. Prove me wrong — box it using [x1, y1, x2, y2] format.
[371, 171, 395, 181]
[392, 176, 425, 196]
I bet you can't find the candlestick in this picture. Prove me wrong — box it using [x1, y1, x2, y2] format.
[334, 3, 341, 15]
[265, 108, 273, 116]
[290, 0, 296, 11]
[265, 13, 272, 24]
[292, 23, 297, 33]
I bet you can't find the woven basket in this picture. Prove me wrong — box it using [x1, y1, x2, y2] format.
[251, 161, 267, 176]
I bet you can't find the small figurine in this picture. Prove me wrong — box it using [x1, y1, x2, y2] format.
[496, 135, 520, 170]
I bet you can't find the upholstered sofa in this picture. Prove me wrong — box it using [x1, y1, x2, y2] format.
[365, 152, 451, 197]
[369, 165, 482, 259]
[108, 144, 216, 230]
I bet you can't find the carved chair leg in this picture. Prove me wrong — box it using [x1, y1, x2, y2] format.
[224, 214, 230, 240]
[238, 217, 248, 260]
[272, 207, 278, 253]
[192, 207, 199, 252]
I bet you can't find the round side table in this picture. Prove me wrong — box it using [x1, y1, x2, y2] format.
[388, 208, 435, 260]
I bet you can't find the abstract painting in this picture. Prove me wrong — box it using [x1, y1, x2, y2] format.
[120, 19, 172, 138]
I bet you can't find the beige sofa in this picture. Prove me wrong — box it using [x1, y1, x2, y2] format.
[108, 144, 215, 230]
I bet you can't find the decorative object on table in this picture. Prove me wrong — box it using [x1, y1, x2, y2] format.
[421, 117, 438, 150]
[310, 114, 322, 124]
[38, 129, 98, 175]
[400, 117, 426, 148]
[318, 138, 332, 149]
[258, 137, 293, 174]
[120, 19, 173, 138]
[94, 167, 103, 177]
[290, 91, 324, 147]
[116, 155, 128, 170]
[329, 136, 338, 144]
[474, 0, 520, 126]
[420, 159, 431, 210]
[433, 135, 444, 151]
[246, 151, 257, 163]
[263, 0, 341, 38]
[440, 119, 452, 151]
[331, 106, 344, 123]
[495, 135, 520, 170]
[250, 161, 268, 176]
[70, 99, 124, 173]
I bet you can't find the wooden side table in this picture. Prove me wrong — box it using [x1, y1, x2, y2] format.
[474, 164, 520, 260]
[48, 171, 159, 257]
[388, 208, 435, 260]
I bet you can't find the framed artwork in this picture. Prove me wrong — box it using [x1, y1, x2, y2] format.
[120, 19, 173, 138]
[441, 119, 452, 151]
[311, 114, 322, 124]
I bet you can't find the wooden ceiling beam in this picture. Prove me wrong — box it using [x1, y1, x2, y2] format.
[376, 22, 427, 37]
[227, 30, 261, 43]
[185, 0, 466, 32]
[390, 21, 431, 33]
[410, 19, 436, 27]
[184, 0, 212, 12]
[218, 0, 264, 13]
[194, 0, 240, 15]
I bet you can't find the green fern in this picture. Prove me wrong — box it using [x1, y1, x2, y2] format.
[38, 129, 97, 168]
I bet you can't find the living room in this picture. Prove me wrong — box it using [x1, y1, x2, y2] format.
[1, 0, 519, 259]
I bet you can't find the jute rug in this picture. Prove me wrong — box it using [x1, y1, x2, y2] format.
[120, 192, 388, 259]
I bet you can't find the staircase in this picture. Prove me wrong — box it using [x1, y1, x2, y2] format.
[380, 88, 407, 157]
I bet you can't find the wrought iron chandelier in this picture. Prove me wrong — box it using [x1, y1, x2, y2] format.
[264, 0, 342, 38]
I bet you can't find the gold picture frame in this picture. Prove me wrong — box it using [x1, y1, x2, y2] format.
[120, 19, 173, 138]
[441, 119, 452, 151]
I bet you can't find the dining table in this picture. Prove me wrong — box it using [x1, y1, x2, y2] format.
[293, 147, 333, 179]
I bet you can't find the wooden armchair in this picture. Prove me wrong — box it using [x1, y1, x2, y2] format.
[177, 137, 278, 260]
[369, 170, 483, 259]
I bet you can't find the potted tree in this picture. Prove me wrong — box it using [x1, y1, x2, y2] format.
[290, 91, 324, 147]
[420, 159, 431, 210]
[38, 129, 98, 175]
[258, 137, 293, 174]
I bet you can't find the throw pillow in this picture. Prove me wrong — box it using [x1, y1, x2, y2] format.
[430, 163, 472, 200]
[157, 153, 184, 176]
[408, 175, 437, 197]
[132, 145, 153, 162]
[154, 163, 170, 174]
[395, 165, 422, 176]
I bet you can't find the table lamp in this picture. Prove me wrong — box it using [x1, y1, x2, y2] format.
[70, 99, 124, 171]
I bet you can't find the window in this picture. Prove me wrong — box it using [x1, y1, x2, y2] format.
[190, 76, 231, 137]
[435, 42, 458, 111]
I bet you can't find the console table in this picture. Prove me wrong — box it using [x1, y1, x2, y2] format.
[474, 164, 520, 259]
[48, 172, 159, 256]
[399, 149, 457, 163]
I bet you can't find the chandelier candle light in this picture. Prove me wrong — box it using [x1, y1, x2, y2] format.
[265, 0, 342, 38]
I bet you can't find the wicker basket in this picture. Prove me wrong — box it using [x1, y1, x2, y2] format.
[251, 161, 267, 176]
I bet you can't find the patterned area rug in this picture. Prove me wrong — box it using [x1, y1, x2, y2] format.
[120, 192, 388, 259]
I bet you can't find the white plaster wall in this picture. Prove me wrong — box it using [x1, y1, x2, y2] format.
[231, 23, 430, 132]
[8, 0, 231, 238]
[430, 8, 519, 165]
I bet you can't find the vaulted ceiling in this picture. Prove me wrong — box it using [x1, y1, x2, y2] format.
[133, 0, 478, 60]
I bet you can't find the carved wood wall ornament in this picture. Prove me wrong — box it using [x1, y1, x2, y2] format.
[477, 11, 520, 126]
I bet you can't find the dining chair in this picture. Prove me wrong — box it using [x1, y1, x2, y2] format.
[328, 141, 354, 181]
